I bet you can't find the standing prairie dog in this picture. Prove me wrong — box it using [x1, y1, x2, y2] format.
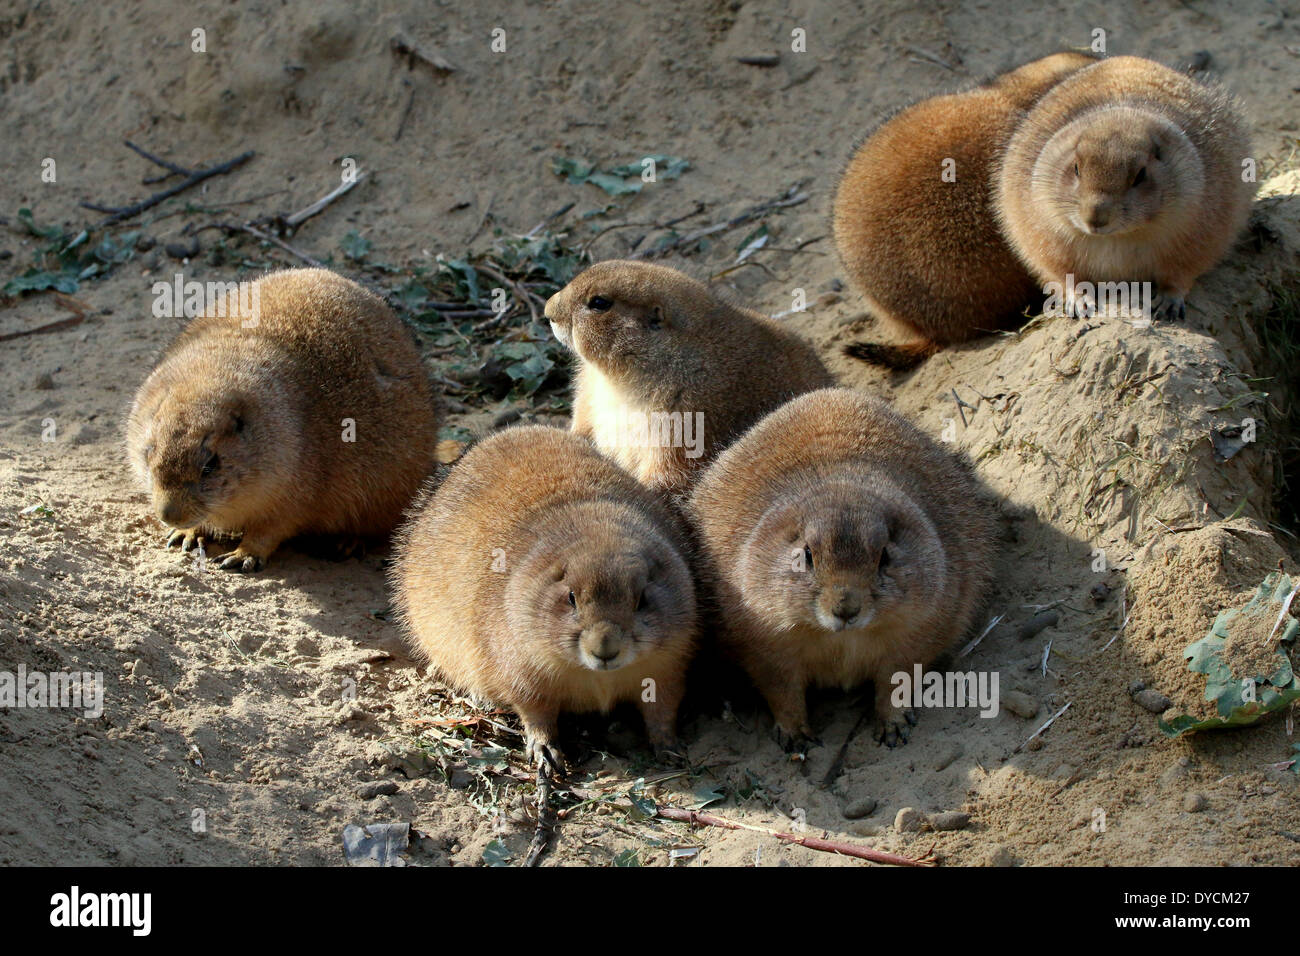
[545, 260, 833, 495]
[126, 268, 441, 571]
[688, 388, 997, 750]
[997, 55, 1256, 320]
[389, 426, 698, 771]
[834, 51, 1099, 369]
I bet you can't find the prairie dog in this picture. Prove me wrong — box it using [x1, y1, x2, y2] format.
[834, 51, 1099, 369]
[389, 425, 698, 771]
[545, 260, 833, 495]
[997, 55, 1256, 320]
[126, 268, 440, 571]
[688, 388, 997, 749]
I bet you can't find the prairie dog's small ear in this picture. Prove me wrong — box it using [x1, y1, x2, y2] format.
[646, 553, 665, 579]
[223, 403, 246, 435]
[548, 562, 566, 582]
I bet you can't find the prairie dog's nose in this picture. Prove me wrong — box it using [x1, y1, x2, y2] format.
[155, 489, 194, 526]
[1082, 201, 1113, 230]
[832, 589, 861, 623]
[582, 623, 625, 663]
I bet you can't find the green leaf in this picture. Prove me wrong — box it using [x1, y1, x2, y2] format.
[340, 231, 371, 261]
[392, 280, 428, 311]
[464, 746, 510, 773]
[17, 207, 63, 240]
[437, 256, 481, 302]
[613, 849, 643, 867]
[481, 839, 512, 866]
[686, 784, 726, 811]
[606, 154, 691, 180]
[2, 268, 79, 296]
[1157, 571, 1300, 737]
[552, 157, 595, 184]
[628, 795, 657, 821]
[553, 154, 691, 196]
[586, 171, 641, 196]
[505, 353, 555, 396]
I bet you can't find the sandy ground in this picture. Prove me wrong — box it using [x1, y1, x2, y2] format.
[2, 0, 1299, 866]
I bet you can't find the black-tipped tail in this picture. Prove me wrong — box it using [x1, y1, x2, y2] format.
[842, 340, 938, 371]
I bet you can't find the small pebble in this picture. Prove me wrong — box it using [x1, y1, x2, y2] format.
[930, 811, 970, 831]
[448, 769, 473, 790]
[164, 238, 200, 260]
[1127, 679, 1146, 694]
[33, 372, 55, 390]
[357, 781, 399, 800]
[1016, 610, 1058, 641]
[1183, 792, 1208, 813]
[933, 744, 963, 771]
[842, 797, 876, 820]
[986, 844, 1015, 867]
[1134, 689, 1172, 713]
[1002, 691, 1039, 718]
[894, 807, 927, 832]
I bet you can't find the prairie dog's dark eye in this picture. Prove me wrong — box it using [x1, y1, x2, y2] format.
[201, 453, 220, 477]
[803, 545, 814, 570]
[879, 547, 891, 571]
[1073, 163, 1079, 178]
[1132, 167, 1146, 186]
[568, 590, 577, 609]
[587, 296, 613, 312]
[636, 591, 648, 612]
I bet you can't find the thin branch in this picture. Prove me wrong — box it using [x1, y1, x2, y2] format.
[81, 147, 255, 226]
[283, 173, 367, 230]
[523, 761, 556, 866]
[631, 185, 810, 260]
[654, 806, 937, 866]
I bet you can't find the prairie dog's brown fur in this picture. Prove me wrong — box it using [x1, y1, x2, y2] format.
[997, 55, 1256, 320]
[126, 268, 440, 571]
[390, 426, 698, 770]
[834, 52, 1098, 369]
[688, 388, 997, 750]
[545, 260, 833, 495]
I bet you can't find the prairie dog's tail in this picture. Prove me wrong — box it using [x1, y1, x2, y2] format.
[842, 339, 939, 371]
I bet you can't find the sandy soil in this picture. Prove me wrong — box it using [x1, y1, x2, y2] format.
[2, 0, 1299, 867]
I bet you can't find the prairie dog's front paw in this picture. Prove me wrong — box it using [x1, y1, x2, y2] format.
[1150, 292, 1185, 322]
[773, 724, 821, 756]
[874, 706, 917, 748]
[165, 528, 205, 552]
[217, 548, 266, 573]
[525, 735, 565, 776]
